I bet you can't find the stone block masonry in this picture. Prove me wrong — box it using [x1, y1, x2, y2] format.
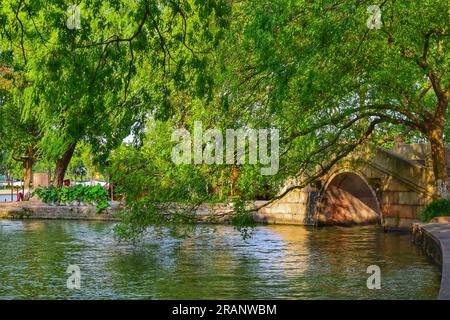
[412, 223, 450, 300]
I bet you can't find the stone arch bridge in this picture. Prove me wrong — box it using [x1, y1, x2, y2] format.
[256, 143, 450, 231]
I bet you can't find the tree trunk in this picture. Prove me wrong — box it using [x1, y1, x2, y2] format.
[428, 127, 449, 199]
[11, 146, 35, 200]
[53, 142, 77, 188]
[23, 157, 33, 199]
[230, 166, 239, 196]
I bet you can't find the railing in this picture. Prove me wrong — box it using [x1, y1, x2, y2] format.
[366, 147, 436, 198]
[0, 179, 24, 202]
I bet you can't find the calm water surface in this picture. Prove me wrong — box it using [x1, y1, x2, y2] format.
[0, 194, 14, 202]
[0, 220, 440, 299]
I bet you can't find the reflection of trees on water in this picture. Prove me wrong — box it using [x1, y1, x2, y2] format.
[0, 220, 80, 299]
[287, 226, 440, 299]
[0, 221, 440, 299]
[106, 226, 302, 299]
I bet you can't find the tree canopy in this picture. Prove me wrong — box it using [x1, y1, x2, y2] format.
[1, 0, 449, 239]
[1, 0, 228, 186]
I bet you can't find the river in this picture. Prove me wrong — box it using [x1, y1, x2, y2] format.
[0, 220, 440, 299]
[0, 194, 15, 202]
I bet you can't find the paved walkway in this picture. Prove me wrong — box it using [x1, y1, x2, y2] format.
[416, 223, 450, 300]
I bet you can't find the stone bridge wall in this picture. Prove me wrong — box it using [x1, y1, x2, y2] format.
[255, 188, 317, 225]
[256, 144, 449, 231]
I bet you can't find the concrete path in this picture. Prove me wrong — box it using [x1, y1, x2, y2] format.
[414, 223, 450, 300]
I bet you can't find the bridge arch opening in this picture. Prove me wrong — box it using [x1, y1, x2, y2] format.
[317, 172, 381, 225]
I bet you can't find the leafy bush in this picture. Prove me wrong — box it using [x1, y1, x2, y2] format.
[33, 185, 110, 212]
[33, 185, 61, 204]
[421, 199, 450, 222]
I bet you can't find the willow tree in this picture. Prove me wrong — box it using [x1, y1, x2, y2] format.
[104, 0, 450, 240]
[0, 0, 226, 186]
[0, 59, 40, 192]
[213, 0, 449, 199]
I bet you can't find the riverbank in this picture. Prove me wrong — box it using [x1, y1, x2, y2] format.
[0, 200, 424, 228]
[0, 200, 334, 225]
[0, 201, 117, 221]
[0, 201, 246, 223]
[412, 222, 450, 300]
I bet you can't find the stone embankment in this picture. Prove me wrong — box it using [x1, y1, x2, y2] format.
[0, 201, 239, 223]
[412, 222, 450, 300]
[0, 201, 117, 221]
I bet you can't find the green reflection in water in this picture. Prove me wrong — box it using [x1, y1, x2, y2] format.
[0, 220, 440, 299]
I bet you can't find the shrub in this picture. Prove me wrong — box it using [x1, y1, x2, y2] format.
[33, 185, 110, 212]
[33, 185, 60, 203]
[421, 199, 450, 222]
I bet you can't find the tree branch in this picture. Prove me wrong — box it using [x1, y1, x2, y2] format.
[253, 117, 384, 211]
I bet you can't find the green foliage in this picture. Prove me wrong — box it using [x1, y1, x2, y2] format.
[1, 0, 229, 185]
[0, 152, 22, 178]
[113, 205, 198, 242]
[217, 0, 449, 180]
[421, 199, 450, 222]
[33, 184, 110, 212]
[33, 185, 60, 204]
[70, 159, 87, 180]
[2, 0, 449, 241]
[109, 120, 217, 240]
[67, 142, 101, 181]
[0, 65, 40, 164]
[230, 199, 256, 240]
[108, 118, 277, 240]
[106, 0, 449, 241]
